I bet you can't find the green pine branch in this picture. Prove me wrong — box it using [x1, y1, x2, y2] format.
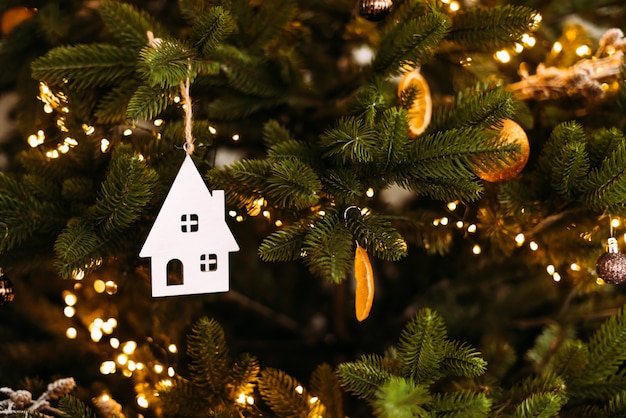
[98, 0, 167, 51]
[31, 44, 137, 90]
[448, 5, 540, 51]
[191, 6, 238, 57]
[373, 9, 450, 75]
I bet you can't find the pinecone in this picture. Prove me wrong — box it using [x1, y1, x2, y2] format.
[46, 377, 76, 400]
[9, 390, 32, 409]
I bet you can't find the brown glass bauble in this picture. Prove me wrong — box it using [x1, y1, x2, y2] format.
[596, 238, 626, 284]
[359, 0, 393, 22]
[475, 119, 530, 182]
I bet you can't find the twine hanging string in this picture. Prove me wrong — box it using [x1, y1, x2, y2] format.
[147, 31, 194, 155]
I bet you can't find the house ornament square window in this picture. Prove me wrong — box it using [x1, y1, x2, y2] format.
[200, 254, 218, 272]
[181, 214, 199, 232]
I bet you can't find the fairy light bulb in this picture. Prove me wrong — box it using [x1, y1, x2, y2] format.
[552, 272, 562, 282]
[154, 364, 164, 373]
[168, 344, 177, 353]
[366, 187, 375, 198]
[467, 224, 477, 233]
[100, 361, 116, 375]
[168, 367, 175, 377]
[546, 265, 555, 275]
[552, 41, 563, 53]
[447, 201, 457, 211]
[123, 128, 133, 136]
[515, 233, 525, 246]
[232, 133, 240, 141]
[66, 327, 77, 339]
[472, 244, 482, 255]
[63, 291, 77, 306]
[93, 280, 106, 293]
[576, 45, 591, 57]
[295, 385, 304, 394]
[110, 338, 120, 349]
[123, 341, 137, 355]
[136, 395, 149, 408]
[64, 306, 76, 317]
[495, 50, 511, 63]
[529, 241, 539, 251]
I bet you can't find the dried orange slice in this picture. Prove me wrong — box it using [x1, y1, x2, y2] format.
[398, 69, 432, 138]
[354, 244, 374, 322]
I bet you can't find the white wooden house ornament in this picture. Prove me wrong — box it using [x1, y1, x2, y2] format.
[140, 154, 239, 297]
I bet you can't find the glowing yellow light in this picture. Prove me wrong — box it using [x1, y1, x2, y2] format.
[447, 201, 457, 211]
[295, 385, 304, 394]
[449, 1, 460, 11]
[92, 318, 104, 328]
[110, 338, 120, 349]
[236, 215, 244, 222]
[123, 341, 137, 355]
[208, 125, 217, 135]
[91, 328, 103, 342]
[64, 292, 77, 306]
[102, 322, 114, 335]
[432, 219, 440, 226]
[99, 394, 111, 402]
[247, 396, 254, 405]
[275, 220, 283, 227]
[105, 280, 118, 295]
[168, 344, 177, 353]
[106, 318, 118, 328]
[552, 272, 561, 282]
[101, 138, 110, 153]
[570, 263, 581, 271]
[514, 43, 523, 53]
[72, 269, 85, 280]
[318, 210, 326, 216]
[154, 119, 164, 127]
[128, 361, 136, 371]
[611, 218, 621, 228]
[237, 393, 247, 404]
[66, 327, 77, 339]
[232, 134, 240, 141]
[43, 104, 53, 113]
[28, 133, 45, 147]
[597, 278, 606, 285]
[456, 220, 464, 229]
[529, 241, 539, 251]
[117, 354, 128, 365]
[100, 361, 116, 375]
[546, 265, 555, 275]
[552, 42, 563, 53]
[472, 244, 481, 255]
[495, 50, 511, 63]
[366, 187, 375, 198]
[173, 95, 181, 103]
[122, 369, 132, 377]
[154, 364, 164, 373]
[61, 106, 69, 113]
[93, 279, 106, 293]
[123, 128, 133, 136]
[168, 366, 175, 377]
[576, 45, 591, 56]
[64, 306, 76, 317]
[136, 395, 149, 408]
[135, 362, 144, 370]
[160, 379, 172, 387]
[58, 144, 70, 154]
[521, 33, 536, 47]
[310, 396, 319, 403]
[263, 210, 271, 218]
[229, 210, 237, 217]
[46, 150, 60, 159]
[467, 224, 477, 233]
[515, 233, 525, 246]
[440, 217, 449, 226]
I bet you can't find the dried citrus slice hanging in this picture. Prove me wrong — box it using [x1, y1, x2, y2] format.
[397, 69, 432, 138]
[354, 243, 374, 321]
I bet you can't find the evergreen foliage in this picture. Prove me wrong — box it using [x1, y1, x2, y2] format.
[4, 0, 626, 417]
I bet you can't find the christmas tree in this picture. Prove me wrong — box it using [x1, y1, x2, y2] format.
[2, 0, 626, 416]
